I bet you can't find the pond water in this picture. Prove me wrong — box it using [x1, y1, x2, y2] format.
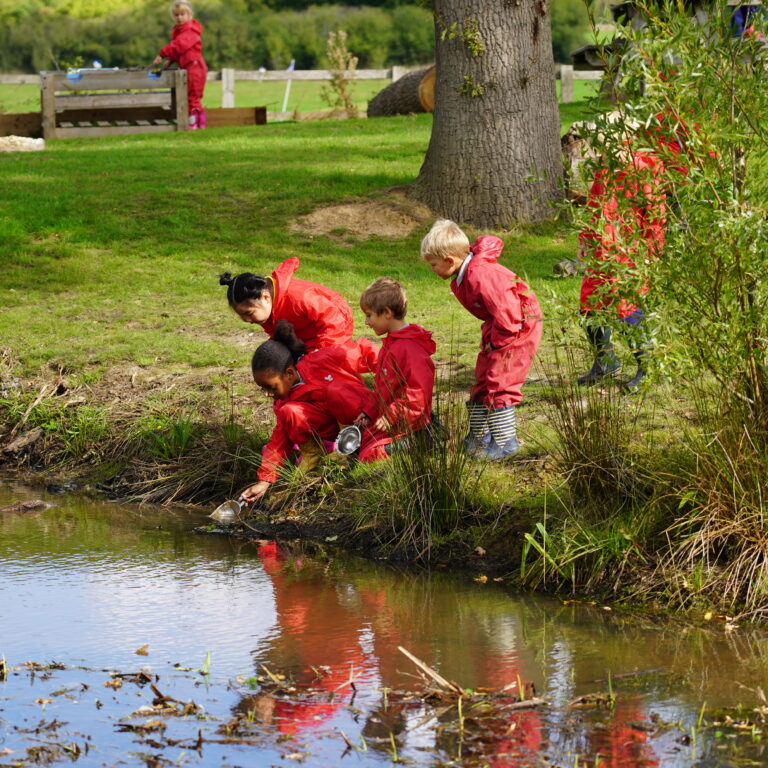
[1, 478, 767, 768]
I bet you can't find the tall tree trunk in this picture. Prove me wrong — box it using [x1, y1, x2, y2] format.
[410, 0, 563, 228]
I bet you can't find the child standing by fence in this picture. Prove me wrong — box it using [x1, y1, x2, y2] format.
[152, 0, 208, 129]
[421, 220, 542, 460]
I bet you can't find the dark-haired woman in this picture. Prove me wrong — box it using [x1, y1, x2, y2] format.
[242, 320, 377, 503]
[219, 258, 354, 352]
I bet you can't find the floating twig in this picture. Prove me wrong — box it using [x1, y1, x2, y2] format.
[397, 646, 464, 696]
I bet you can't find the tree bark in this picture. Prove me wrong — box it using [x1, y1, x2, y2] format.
[410, 0, 563, 228]
[367, 67, 435, 117]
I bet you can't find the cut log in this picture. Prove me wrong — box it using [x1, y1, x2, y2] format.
[367, 66, 435, 118]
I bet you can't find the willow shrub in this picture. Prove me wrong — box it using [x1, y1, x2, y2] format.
[546, 1, 768, 612]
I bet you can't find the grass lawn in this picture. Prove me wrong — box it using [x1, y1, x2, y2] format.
[0, 106, 591, 378]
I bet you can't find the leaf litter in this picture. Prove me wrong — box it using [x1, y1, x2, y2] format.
[1, 649, 766, 767]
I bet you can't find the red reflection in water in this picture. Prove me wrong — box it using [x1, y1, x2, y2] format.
[256, 540, 374, 734]
[586, 699, 659, 767]
[253, 542, 661, 766]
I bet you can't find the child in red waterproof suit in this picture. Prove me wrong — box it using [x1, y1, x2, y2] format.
[219, 258, 354, 352]
[343, 278, 436, 462]
[152, 1, 208, 129]
[577, 149, 666, 392]
[241, 320, 377, 504]
[421, 220, 542, 461]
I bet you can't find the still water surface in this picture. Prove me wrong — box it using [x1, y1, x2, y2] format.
[2, 479, 767, 767]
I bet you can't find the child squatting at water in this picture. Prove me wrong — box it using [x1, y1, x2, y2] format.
[346, 277, 436, 461]
[241, 321, 378, 504]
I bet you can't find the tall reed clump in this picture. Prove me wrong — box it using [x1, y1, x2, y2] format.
[520, 334, 655, 594]
[360, 386, 485, 559]
[576, 1, 768, 613]
[656, 397, 768, 615]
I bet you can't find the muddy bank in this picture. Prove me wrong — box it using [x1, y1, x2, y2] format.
[0, 342, 542, 577]
[196, 503, 535, 577]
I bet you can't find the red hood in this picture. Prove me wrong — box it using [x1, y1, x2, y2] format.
[270, 257, 301, 312]
[469, 235, 504, 264]
[174, 18, 202, 37]
[384, 324, 436, 356]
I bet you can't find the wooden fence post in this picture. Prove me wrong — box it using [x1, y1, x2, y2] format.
[221, 67, 235, 108]
[560, 64, 574, 104]
[40, 72, 57, 140]
[391, 66, 408, 83]
[173, 69, 189, 130]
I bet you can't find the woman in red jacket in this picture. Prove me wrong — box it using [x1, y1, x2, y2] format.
[219, 258, 355, 351]
[152, 1, 208, 129]
[241, 320, 376, 504]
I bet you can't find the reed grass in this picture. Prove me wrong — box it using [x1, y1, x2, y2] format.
[357, 386, 488, 558]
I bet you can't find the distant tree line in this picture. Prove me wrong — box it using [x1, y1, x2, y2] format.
[0, 0, 591, 73]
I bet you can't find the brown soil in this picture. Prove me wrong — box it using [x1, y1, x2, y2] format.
[290, 187, 435, 241]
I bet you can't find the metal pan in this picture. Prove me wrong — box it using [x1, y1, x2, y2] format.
[209, 497, 245, 524]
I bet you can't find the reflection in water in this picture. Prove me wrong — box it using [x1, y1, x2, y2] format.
[1, 479, 768, 766]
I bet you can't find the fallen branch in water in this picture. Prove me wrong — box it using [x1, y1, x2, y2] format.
[397, 646, 465, 696]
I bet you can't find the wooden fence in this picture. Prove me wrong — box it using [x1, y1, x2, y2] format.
[0, 64, 601, 116]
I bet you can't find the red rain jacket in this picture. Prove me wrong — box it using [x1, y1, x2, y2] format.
[579, 152, 666, 319]
[360, 324, 436, 432]
[160, 19, 206, 70]
[261, 258, 354, 352]
[257, 340, 377, 482]
[451, 237, 542, 408]
[451, 236, 541, 351]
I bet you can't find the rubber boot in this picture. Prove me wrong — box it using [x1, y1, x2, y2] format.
[463, 401, 491, 453]
[478, 405, 520, 460]
[297, 438, 325, 473]
[621, 320, 651, 394]
[197, 109, 207, 129]
[188, 109, 199, 130]
[578, 325, 621, 385]
[621, 349, 649, 394]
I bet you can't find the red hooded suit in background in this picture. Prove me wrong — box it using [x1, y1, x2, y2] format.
[579, 151, 666, 319]
[159, 18, 208, 115]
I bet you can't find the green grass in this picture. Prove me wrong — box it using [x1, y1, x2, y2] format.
[0, 107, 590, 375]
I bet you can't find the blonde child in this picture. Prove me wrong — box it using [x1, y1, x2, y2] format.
[152, 1, 208, 129]
[421, 220, 542, 460]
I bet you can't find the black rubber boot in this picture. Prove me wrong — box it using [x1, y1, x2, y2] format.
[577, 325, 621, 385]
[621, 349, 649, 394]
[621, 323, 652, 394]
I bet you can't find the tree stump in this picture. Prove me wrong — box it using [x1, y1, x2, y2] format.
[367, 66, 435, 118]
